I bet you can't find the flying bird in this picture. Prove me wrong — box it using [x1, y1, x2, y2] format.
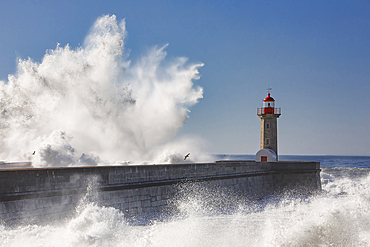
[184, 153, 190, 160]
[32, 151, 36, 155]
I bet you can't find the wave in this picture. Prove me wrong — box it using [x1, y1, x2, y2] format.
[0, 15, 205, 167]
[1, 167, 370, 246]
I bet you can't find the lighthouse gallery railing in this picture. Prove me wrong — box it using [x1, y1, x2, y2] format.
[257, 108, 281, 115]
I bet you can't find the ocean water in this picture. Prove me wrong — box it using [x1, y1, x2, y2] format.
[1, 155, 370, 247]
[0, 15, 206, 167]
[1, 13, 369, 246]
[1, 13, 369, 247]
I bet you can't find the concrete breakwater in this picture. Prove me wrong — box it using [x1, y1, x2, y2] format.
[0, 161, 321, 225]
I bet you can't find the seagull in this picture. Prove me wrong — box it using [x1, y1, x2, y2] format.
[184, 153, 190, 160]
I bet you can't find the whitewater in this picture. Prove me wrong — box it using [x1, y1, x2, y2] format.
[0, 14, 205, 167]
[0, 156, 370, 246]
[1, 15, 370, 246]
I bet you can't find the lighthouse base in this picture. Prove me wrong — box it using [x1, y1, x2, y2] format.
[255, 149, 277, 162]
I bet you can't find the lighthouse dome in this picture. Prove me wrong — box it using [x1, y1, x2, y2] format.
[263, 93, 275, 102]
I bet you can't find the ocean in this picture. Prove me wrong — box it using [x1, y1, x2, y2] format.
[1, 155, 370, 247]
[1, 14, 368, 246]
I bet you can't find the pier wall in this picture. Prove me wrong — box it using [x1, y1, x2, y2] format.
[0, 161, 321, 225]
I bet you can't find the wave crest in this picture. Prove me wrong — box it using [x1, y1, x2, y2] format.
[0, 14, 204, 166]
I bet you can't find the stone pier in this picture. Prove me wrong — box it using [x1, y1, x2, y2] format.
[0, 161, 321, 225]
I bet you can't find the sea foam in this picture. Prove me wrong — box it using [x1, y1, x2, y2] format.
[0, 15, 204, 167]
[1, 168, 370, 247]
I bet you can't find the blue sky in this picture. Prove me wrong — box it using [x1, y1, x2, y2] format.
[1, 0, 369, 156]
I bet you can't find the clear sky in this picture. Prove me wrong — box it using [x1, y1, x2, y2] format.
[1, 0, 369, 156]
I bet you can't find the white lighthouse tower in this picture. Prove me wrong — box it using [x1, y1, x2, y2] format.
[256, 89, 281, 162]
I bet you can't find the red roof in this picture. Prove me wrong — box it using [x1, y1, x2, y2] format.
[263, 93, 275, 102]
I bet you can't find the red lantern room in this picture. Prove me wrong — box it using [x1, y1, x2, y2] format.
[257, 91, 281, 115]
[262, 93, 275, 114]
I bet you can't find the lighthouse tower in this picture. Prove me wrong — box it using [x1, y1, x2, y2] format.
[257, 89, 281, 161]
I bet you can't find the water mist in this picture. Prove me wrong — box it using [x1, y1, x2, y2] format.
[0, 15, 204, 167]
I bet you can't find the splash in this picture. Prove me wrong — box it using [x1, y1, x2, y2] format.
[0, 15, 204, 167]
[1, 168, 370, 246]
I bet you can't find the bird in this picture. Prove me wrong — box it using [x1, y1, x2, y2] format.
[32, 151, 36, 155]
[184, 153, 190, 160]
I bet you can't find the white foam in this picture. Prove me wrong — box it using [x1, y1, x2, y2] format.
[0, 15, 205, 167]
[2, 169, 370, 246]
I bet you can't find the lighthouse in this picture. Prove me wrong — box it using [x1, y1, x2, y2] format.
[256, 89, 281, 161]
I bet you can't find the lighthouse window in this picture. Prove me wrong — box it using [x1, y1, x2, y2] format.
[263, 101, 275, 108]
[266, 123, 270, 129]
[266, 138, 270, 145]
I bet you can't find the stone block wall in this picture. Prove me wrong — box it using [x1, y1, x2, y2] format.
[0, 161, 321, 225]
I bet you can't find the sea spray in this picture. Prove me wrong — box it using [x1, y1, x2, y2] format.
[1, 167, 370, 246]
[0, 14, 204, 166]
